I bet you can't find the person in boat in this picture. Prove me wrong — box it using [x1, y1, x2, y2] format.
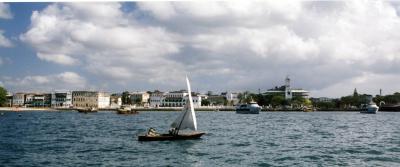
[147, 127, 159, 136]
[169, 128, 177, 135]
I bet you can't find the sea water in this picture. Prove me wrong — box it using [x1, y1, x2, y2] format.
[1, 111, 400, 166]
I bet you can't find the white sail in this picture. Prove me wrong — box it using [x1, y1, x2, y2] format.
[171, 76, 197, 131]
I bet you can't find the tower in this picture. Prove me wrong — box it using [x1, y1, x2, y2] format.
[285, 76, 292, 100]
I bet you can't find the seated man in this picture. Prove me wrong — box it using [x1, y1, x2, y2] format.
[147, 127, 159, 136]
[168, 128, 176, 135]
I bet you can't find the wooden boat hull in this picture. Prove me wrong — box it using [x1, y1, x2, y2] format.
[77, 109, 97, 113]
[116, 109, 138, 114]
[138, 132, 205, 141]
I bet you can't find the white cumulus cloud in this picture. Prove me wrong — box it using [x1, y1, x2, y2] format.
[19, 1, 400, 96]
[1, 72, 87, 92]
[0, 30, 12, 47]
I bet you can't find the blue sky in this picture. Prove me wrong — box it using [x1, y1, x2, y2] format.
[1, 2, 400, 97]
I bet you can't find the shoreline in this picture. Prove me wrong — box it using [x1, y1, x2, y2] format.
[1, 107, 398, 112]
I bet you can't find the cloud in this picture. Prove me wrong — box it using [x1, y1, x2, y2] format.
[0, 30, 12, 47]
[21, 3, 183, 87]
[1, 72, 87, 92]
[37, 52, 77, 65]
[0, 3, 12, 19]
[20, 2, 400, 96]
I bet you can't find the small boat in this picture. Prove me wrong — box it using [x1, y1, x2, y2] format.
[303, 106, 314, 112]
[117, 106, 138, 114]
[138, 76, 205, 141]
[77, 107, 97, 113]
[360, 103, 379, 114]
[236, 101, 261, 114]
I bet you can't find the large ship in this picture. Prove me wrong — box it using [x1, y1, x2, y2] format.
[236, 101, 261, 114]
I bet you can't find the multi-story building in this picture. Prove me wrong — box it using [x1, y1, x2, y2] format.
[149, 90, 166, 108]
[130, 91, 150, 107]
[6, 93, 13, 107]
[30, 93, 51, 107]
[264, 76, 309, 99]
[162, 90, 188, 107]
[72, 91, 110, 109]
[12, 93, 25, 107]
[110, 94, 122, 109]
[24, 93, 35, 106]
[183, 93, 202, 108]
[221, 92, 239, 105]
[51, 91, 72, 108]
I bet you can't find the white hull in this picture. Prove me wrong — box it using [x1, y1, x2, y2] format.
[360, 105, 379, 114]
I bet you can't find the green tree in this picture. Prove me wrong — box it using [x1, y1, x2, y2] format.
[201, 99, 210, 106]
[0, 86, 6, 107]
[121, 91, 131, 105]
[271, 96, 285, 107]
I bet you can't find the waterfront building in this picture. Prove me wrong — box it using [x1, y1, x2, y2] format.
[221, 92, 239, 105]
[72, 91, 110, 109]
[12, 93, 25, 107]
[264, 76, 309, 99]
[184, 93, 202, 108]
[30, 93, 51, 107]
[51, 91, 72, 108]
[129, 91, 150, 107]
[110, 94, 122, 109]
[6, 93, 13, 107]
[162, 90, 188, 107]
[312, 97, 334, 103]
[24, 93, 35, 106]
[149, 90, 166, 108]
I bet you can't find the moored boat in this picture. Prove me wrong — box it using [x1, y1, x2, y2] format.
[76, 107, 97, 113]
[117, 106, 138, 114]
[138, 76, 205, 141]
[360, 103, 379, 114]
[236, 101, 261, 114]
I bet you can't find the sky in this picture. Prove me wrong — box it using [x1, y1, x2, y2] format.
[1, 1, 400, 98]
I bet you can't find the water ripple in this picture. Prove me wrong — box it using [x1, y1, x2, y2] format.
[1, 111, 400, 166]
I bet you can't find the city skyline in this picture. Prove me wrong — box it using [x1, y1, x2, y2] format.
[1, 2, 400, 98]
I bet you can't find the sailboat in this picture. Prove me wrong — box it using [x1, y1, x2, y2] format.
[138, 76, 205, 141]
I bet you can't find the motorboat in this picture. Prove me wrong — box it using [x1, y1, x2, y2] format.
[360, 103, 379, 114]
[236, 101, 261, 114]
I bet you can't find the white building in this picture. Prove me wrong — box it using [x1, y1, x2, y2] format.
[149, 90, 203, 108]
[264, 76, 310, 99]
[12, 93, 25, 107]
[183, 94, 202, 108]
[222, 92, 239, 105]
[149, 90, 166, 108]
[162, 90, 188, 107]
[72, 91, 110, 109]
[110, 95, 122, 109]
[130, 91, 150, 107]
[51, 91, 72, 108]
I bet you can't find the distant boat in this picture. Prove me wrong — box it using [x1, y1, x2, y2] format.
[302, 106, 314, 112]
[117, 106, 138, 114]
[77, 107, 97, 113]
[360, 103, 379, 114]
[236, 101, 261, 114]
[138, 76, 205, 141]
